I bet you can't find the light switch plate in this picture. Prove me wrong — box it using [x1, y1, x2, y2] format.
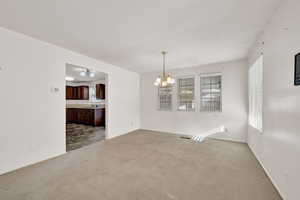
[50, 86, 60, 93]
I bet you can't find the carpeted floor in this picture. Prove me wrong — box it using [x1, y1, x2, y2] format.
[0, 130, 282, 200]
[66, 123, 105, 151]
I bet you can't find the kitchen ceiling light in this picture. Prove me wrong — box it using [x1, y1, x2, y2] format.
[80, 68, 95, 77]
[80, 71, 86, 76]
[89, 72, 95, 77]
[154, 51, 175, 87]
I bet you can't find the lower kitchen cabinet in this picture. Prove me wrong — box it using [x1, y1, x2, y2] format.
[66, 108, 105, 126]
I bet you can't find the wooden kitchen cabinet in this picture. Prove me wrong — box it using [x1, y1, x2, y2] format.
[77, 109, 93, 124]
[77, 86, 89, 100]
[66, 86, 73, 99]
[66, 86, 89, 100]
[66, 108, 105, 126]
[96, 84, 105, 99]
[66, 108, 77, 123]
[94, 108, 105, 126]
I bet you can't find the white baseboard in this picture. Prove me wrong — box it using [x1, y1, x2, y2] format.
[0, 151, 66, 176]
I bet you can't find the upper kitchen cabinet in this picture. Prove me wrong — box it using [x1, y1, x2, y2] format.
[66, 86, 73, 99]
[66, 86, 89, 100]
[77, 86, 89, 100]
[96, 84, 105, 99]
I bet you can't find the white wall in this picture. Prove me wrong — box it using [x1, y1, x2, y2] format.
[247, 1, 300, 199]
[141, 59, 248, 142]
[0, 27, 140, 175]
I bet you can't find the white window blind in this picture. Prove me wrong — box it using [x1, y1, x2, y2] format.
[177, 77, 195, 111]
[158, 85, 173, 111]
[200, 73, 222, 112]
[249, 56, 263, 131]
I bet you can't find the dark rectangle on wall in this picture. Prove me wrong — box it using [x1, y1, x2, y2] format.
[295, 53, 300, 85]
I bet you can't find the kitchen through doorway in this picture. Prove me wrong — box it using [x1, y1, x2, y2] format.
[65, 63, 107, 152]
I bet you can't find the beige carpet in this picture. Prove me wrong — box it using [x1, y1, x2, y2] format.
[0, 130, 282, 200]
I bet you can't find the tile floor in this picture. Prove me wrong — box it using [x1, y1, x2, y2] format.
[66, 123, 105, 151]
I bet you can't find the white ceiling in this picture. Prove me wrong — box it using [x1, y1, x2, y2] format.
[0, 0, 281, 73]
[66, 64, 106, 83]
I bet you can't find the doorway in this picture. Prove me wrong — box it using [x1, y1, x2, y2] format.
[65, 63, 107, 151]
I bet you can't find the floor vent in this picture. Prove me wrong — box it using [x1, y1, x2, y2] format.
[179, 135, 205, 143]
[179, 136, 191, 140]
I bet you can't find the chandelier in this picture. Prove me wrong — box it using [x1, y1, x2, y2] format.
[154, 51, 175, 87]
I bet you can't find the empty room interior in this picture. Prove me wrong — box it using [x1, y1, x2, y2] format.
[0, 0, 299, 200]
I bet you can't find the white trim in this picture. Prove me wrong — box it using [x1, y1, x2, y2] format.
[248, 55, 263, 132]
[199, 72, 222, 77]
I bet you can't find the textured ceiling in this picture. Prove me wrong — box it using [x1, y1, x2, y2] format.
[0, 0, 282, 73]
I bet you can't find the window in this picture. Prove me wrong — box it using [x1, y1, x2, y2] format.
[200, 73, 222, 112]
[89, 85, 96, 101]
[249, 56, 263, 131]
[158, 85, 173, 111]
[177, 77, 195, 111]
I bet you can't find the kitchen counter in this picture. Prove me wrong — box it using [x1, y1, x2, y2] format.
[66, 104, 105, 109]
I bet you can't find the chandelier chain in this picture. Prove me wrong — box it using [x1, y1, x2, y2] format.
[154, 51, 175, 87]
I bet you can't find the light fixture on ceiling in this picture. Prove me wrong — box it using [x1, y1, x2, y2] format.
[154, 51, 175, 87]
[80, 68, 95, 77]
[65, 76, 74, 81]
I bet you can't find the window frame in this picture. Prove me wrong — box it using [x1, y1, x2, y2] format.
[199, 72, 222, 113]
[248, 55, 263, 132]
[176, 75, 196, 112]
[157, 85, 173, 111]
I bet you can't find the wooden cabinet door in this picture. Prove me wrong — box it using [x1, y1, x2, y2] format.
[73, 86, 79, 99]
[66, 108, 72, 122]
[77, 109, 86, 124]
[76, 86, 81, 100]
[77, 109, 94, 125]
[94, 108, 105, 126]
[66, 86, 89, 100]
[66, 108, 105, 126]
[80, 86, 89, 100]
[66, 86, 73, 99]
[96, 84, 105, 99]
[75, 86, 89, 100]
[66, 108, 77, 123]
